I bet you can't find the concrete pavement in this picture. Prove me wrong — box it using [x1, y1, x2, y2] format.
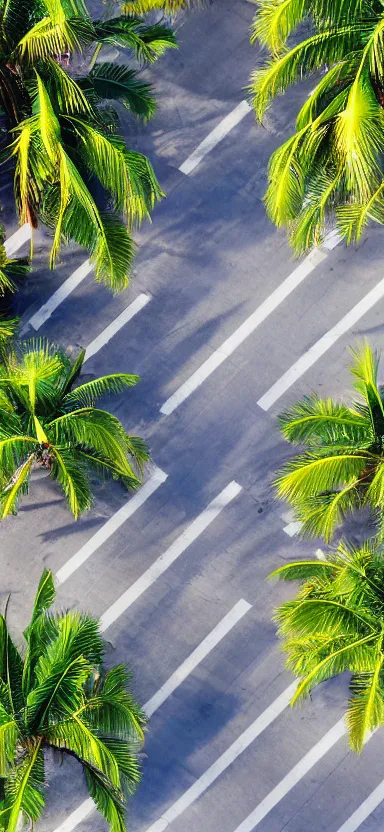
[1, 2, 384, 832]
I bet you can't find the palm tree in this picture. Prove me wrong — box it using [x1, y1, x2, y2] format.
[0, 0, 176, 291]
[249, 0, 384, 254]
[123, 0, 201, 13]
[274, 343, 384, 542]
[0, 568, 145, 832]
[269, 538, 384, 753]
[0, 337, 149, 519]
[0, 222, 29, 299]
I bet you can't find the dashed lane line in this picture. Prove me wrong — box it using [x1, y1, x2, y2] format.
[179, 100, 252, 175]
[258, 274, 384, 411]
[51, 599, 253, 832]
[55, 467, 167, 585]
[99, 480, 243, 631]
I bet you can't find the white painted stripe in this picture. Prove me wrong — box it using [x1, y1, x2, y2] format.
[84, 293, 151, 363]
[56, 467, 167, 585]
[322, 229, 342, 251]
[99, 481, 242, 631]
[27, 259, 93, 331]
[52, 599, 254, 832]
[143, 681, 297, 832]
[316, 548, 326, 561]
[179, 100, 252, 175]
[52, 799, 95, 832]
[4, 224, 31, 256]
[283, 521, 302, 537]
[144, 599, 252, 717]
[160, 248, 328, 416]
[336, 779, 384, 832]
[258, 274, 384, 411]
[232, 719, 346, 832]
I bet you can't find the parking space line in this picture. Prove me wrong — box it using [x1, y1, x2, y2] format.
[258, 275, 384, 411]
[26, 259, 94, 332]
[179, 100, 252, 175]
[144, 599, 252, 717]
[52, 598, 253, 832]
[231, 719, 346, 832]
[84, 293, 151, 363]
[4, 224, 31, 256]
[283, 521, 302, 537]
[160, 247, 329, 416]
[56, 467, 168, 585]
[143, 681, 298, 832]
[99, 480, 242, 631]
[336, 778, 384, 832]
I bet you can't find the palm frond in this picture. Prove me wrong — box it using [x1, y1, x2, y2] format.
[62, 373, 140, 408]
[90, 62, 156, 119]
[49, 446, 92, 518]
[347, 656, 384, 752]
[278, 395, 370, 445]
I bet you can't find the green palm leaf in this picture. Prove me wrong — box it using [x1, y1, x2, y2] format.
[271, 540, 384, 750]
[90, 62, 156, 119]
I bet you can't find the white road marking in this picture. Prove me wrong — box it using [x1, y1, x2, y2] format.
[231, 719, 346, 832]
[179, 100, 252, 175]
[26, 259, 93, 331]
[316, 548, 326, 561]
[322, 229, 342, 250]
[52, 799, 95, 832]
[4, 224, 31, 256]
[160, 247, 329, 416]
[52, 599, 254, 832]
[99, 480, 242, 631]
[56, 467, 167, 585]
[143, 681, 298, 832]
[283, 521, 302, 537]
[258, 274, 384, 411]
[84, 293, 151, 363]
[144, 599, 252, 717]
[336, 778, 384, 832]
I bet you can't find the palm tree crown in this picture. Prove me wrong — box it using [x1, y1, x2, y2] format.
[250, 0, 384, 253]
[0, 337, 149, 519]
[0, 568, 145, 832]
[270, 539, 384, 752]
[0, 0, 176, 290]
[275, 344, 384, 542]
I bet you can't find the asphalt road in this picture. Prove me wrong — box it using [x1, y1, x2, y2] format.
[2, 2, 384, 832]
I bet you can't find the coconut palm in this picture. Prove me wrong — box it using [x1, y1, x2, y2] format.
[0, 567, 145, 832]
[123, 0, 201, 13]
[0, 337, 149, 519]
[269, 538, 384, 752]
[0, 0, 176, 291]
[274, 343, 384, 542]
[0, 226, 29, 299]
[249, 0, 384, 253]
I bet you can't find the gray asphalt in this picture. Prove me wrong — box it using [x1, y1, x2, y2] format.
[2, 2, 384, 832]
